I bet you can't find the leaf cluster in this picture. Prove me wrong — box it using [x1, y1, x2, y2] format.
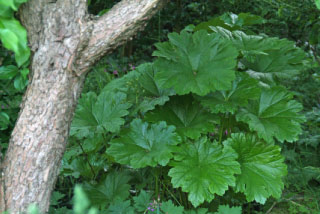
[62, 23, 307, 212]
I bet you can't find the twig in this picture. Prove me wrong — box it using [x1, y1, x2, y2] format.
[266, 202, 277, 214]
[76, 140, 96, 179]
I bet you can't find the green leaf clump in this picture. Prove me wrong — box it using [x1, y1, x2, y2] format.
[61, 16, 308, 211]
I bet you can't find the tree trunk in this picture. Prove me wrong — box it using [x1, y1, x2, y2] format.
[0, 0, 165, 213]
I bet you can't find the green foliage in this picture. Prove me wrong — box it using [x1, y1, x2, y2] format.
[0, 0, 30, 140]
[315, 0, 320, 9]
[0, 0, 28, 11]
[0, 2, 307, 212]
[27, 204, 39, 214]
[145, 95, 217, 140]
[0, 0, 317, 213]
[60, 21, 307, 212]
[106, 200, 135, 214]
[0, 0, 30, 66]
[184, 208, 211, 214]
[0, 65, 18, 79]
[83, 171, 131, 208]
[50, 191, 65, 206]
[153, 30, 238, 95]
[107, 119, 181, 168]
[161, 200, 184, 214]
[224, 133, 287, 203]
[0, 111, 10, 130]
[133, 63, 175, 113]
[194, 12, 265, 32]
[210, 27, 307, 83]
[213, 205, 242, 214]
[236, 87, 305, 143]
[198, 73, 260, 114]
[169, 138, 240, 207]
[132, 190, 153, 212]
[70, 91, 131, 138]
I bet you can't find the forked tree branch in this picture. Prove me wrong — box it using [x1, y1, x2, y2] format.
[74, 0, 167, 76]
[0, 0, 166, 213]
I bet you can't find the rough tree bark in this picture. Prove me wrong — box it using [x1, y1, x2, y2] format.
[0, 0, 166, 213]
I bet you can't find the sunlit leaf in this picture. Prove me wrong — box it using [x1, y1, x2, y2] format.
[0, 18, 30, 66]
[224, 133, 287, 203]
[154, 30, 238, 95]
[169, 137, 240, 207]
[315, 0, 320, 9]
[236, 87, 305, 143]
[0, 28, 19, 52]
[73, 186, 90, 214]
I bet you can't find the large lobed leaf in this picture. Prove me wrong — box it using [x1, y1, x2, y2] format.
[83, 171, 131, 208]
[145, 95, 217, 140]
[0, 17, 30, 66]
[161, 200, 184, 214]
[70, 91, 131, 138]
[132, 63, 175, 113]
[198, 73, 260, 114]
[153, 30, 238, 95]
[106, 200, 135, 214]
[107, 119, 181, 168]
[168, 137, 240, 207]
[224, 133, 287, 204]
[102, 63, 174, 114]
[194, 12, 265, 32]
[132, 190, 153, 212]
[210, 27, 306, 82]
[236, 87, 305, 143]
[214, 205, 242, 214]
